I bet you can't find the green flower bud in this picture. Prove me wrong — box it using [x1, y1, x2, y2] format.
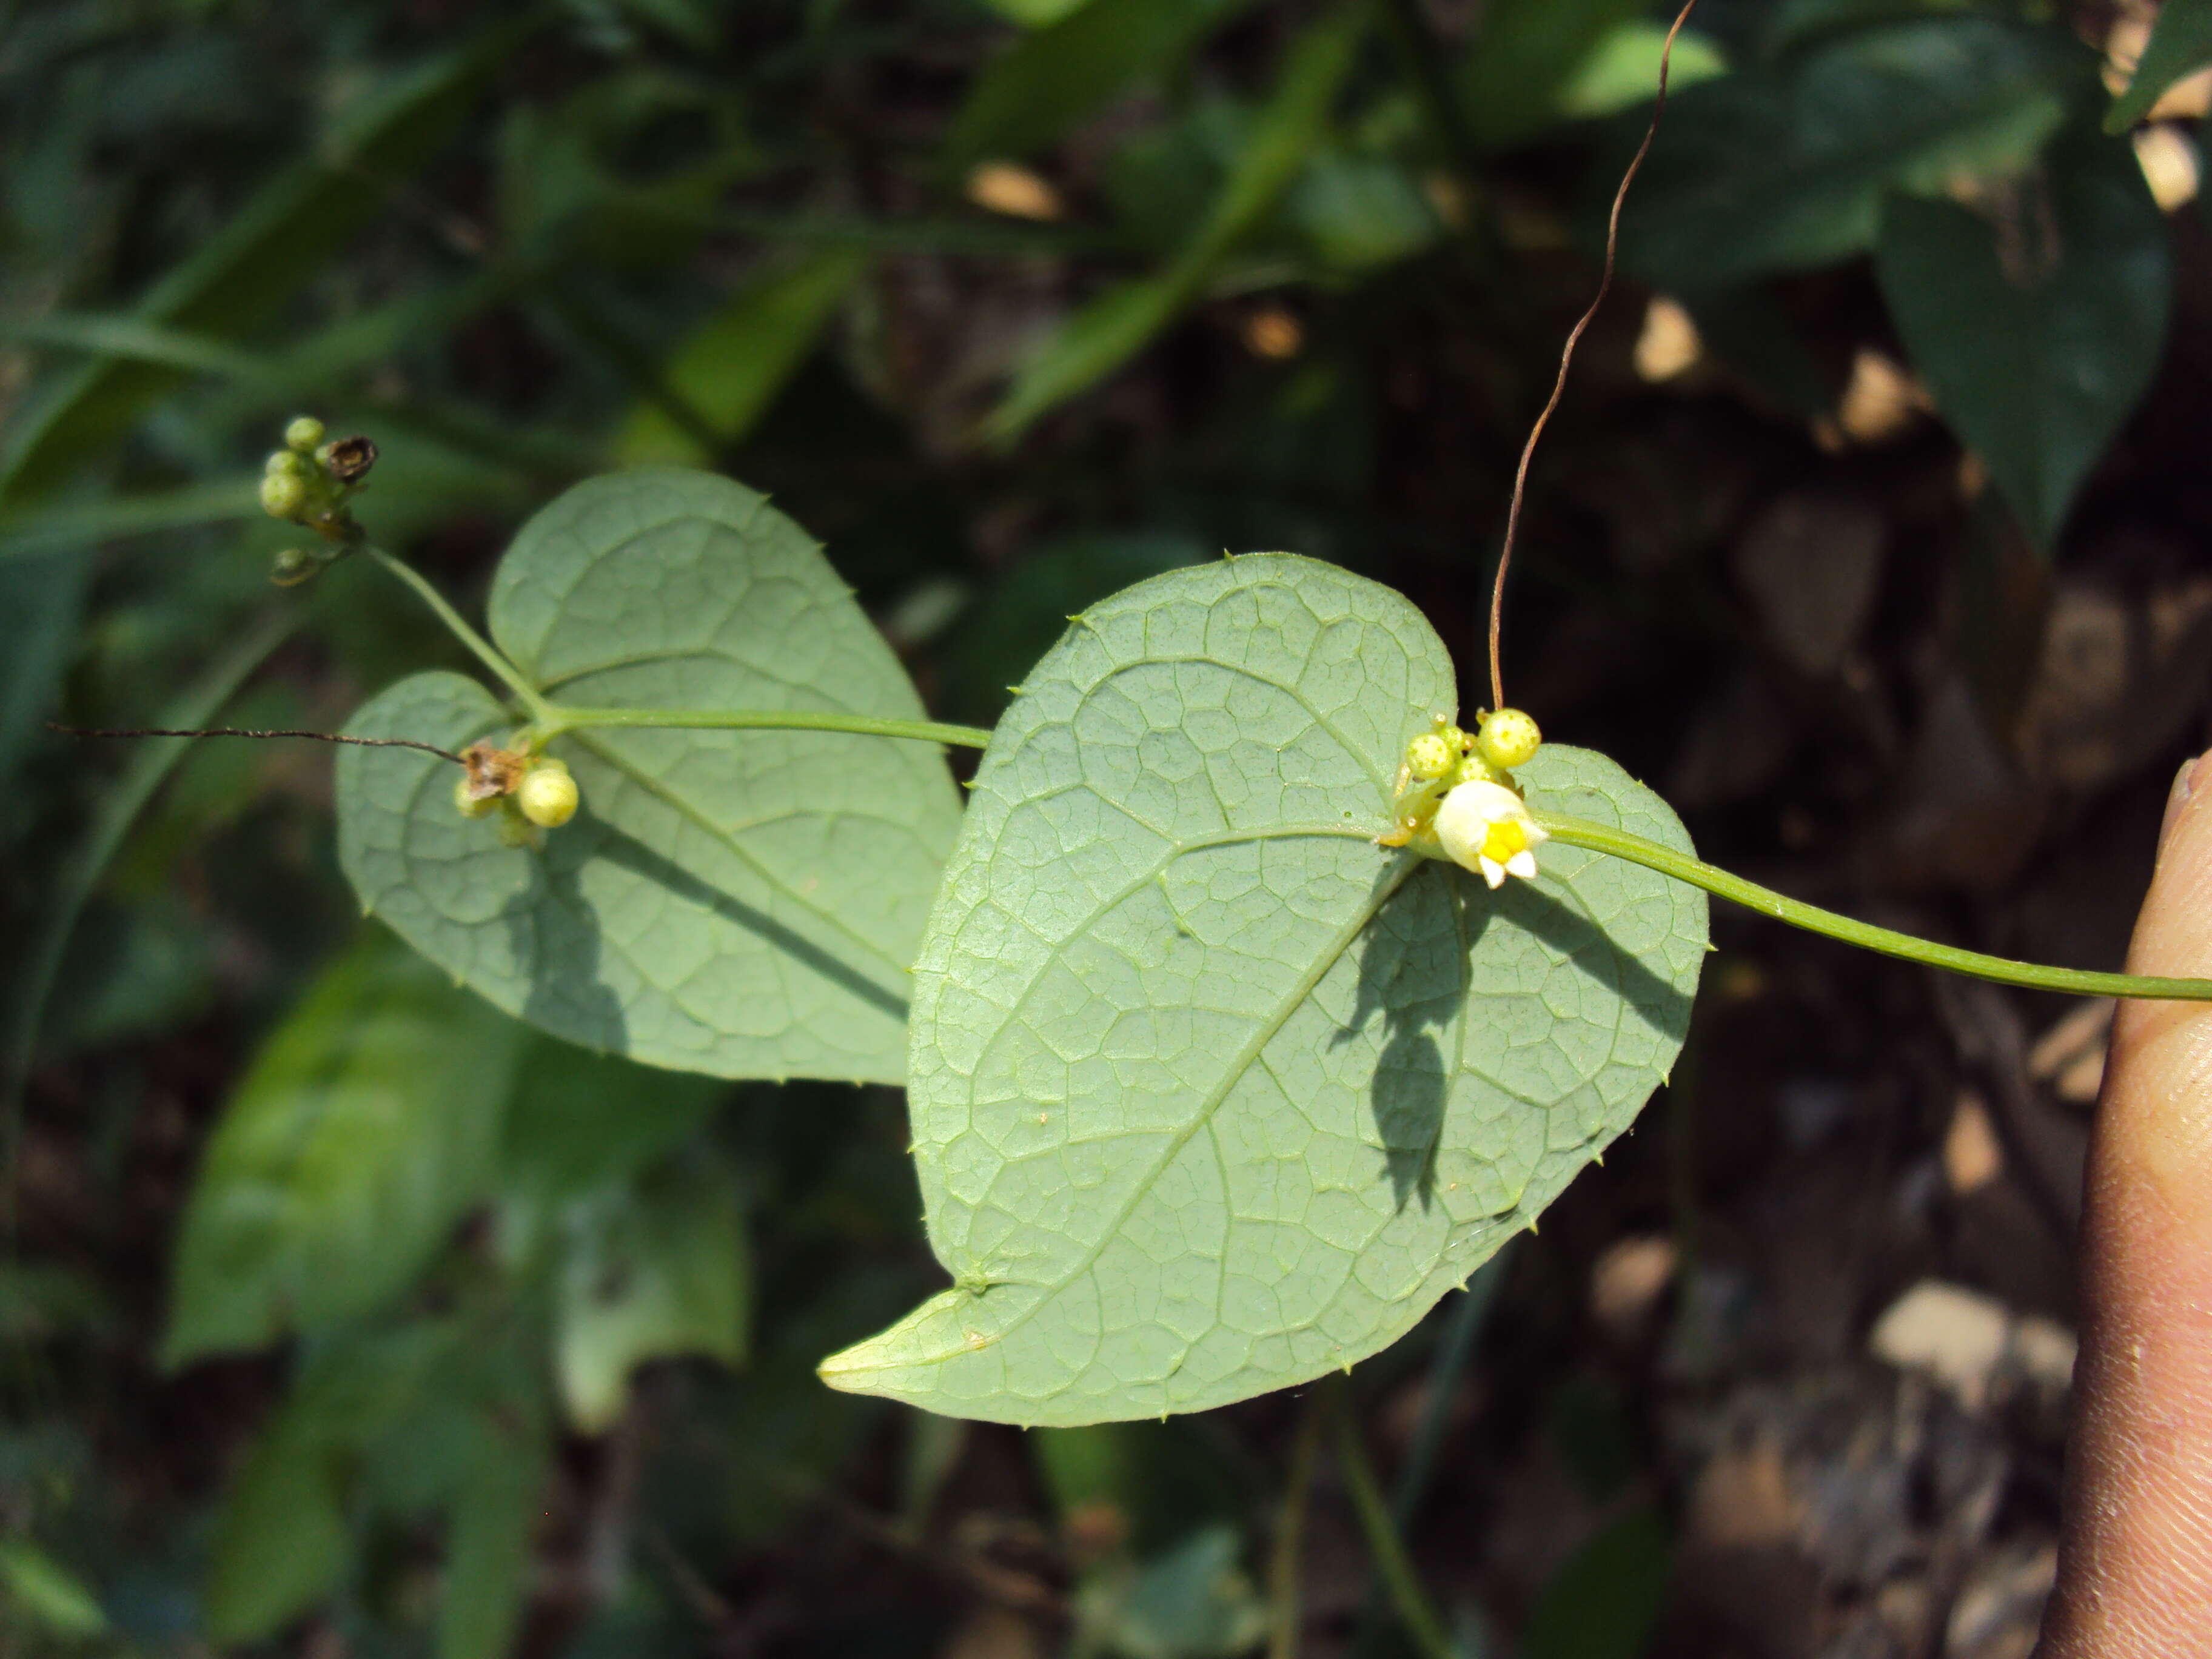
[260, 471, 308, 521]
[1406, 732, 1454, 782]
[284, 416, 326, 454]
[270, 546, 318, 586]
[1475, 708, 1542, 771]
[517, 760, 579, 828]
[266, 449, 306, 477]
[1448, 752, 1509, 790]
[454, 774, 501, 819]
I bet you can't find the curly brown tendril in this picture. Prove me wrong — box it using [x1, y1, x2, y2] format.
[1487, 0, 1701, 712]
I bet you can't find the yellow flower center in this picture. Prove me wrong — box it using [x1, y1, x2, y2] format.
[1480, 818, 1530, 864]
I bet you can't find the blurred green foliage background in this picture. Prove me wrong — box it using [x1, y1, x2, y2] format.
[4, 0, 2210, 1654]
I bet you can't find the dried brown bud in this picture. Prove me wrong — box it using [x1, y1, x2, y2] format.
[460, 742, 531, 803]
[324, 435, 378, 483]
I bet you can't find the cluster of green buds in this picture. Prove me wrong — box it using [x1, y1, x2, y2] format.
[454, 740, 581, 845]
[260, 417, 378, 585]
[1380, 708, 1548, 888]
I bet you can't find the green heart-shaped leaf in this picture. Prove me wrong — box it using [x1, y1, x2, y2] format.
[822, 555, 1707, 1423]
[337, 470, 962, 1084]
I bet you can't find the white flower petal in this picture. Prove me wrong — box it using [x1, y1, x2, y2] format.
[1433, 780, 1525, 870]
[1435, 778, 1544, 888]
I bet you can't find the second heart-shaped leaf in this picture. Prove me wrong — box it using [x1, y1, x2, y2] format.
[337, 470, 962, 1084]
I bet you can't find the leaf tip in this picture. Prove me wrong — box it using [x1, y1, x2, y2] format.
[814, 1335, 880, 1393]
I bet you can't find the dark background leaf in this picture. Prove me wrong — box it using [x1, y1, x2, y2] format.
[1875, 122, 2172, 551]
[1617, 16, 2083, 287]
[2107, 0, 2212, 130]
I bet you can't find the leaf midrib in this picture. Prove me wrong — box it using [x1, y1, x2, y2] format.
[930, 820, 1388, 1120]
[928, 845, 1421, 1375]
[569, 730, 915, 991]
[936, 828, 1673, 1367]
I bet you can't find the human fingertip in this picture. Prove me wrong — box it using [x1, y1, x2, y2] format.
[2159, 752, 2202, 851]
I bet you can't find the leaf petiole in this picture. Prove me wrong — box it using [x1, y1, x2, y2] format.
[364, 546, 993, 755]
[364, 546, 553, 725]
[1537, 811, 2212, 1004]
[534, 704, 991, 750]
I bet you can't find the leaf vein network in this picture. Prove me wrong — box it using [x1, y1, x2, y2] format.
[941, 822, 1384, 1051]
[931, 856, 1421, 1386]
[569, 730, 913, 989]
[1058, 653, 1398, 797]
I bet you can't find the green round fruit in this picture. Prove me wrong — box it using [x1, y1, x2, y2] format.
[517, 762, 580, 828]
[1475, 707, 1541, 771]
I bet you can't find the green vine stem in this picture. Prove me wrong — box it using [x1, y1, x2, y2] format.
[363, 541, 987, 751]
[537, 704, 991, 750]
[366, 546, 554, 723]
[355, 551, 2206, 1010]
[1327, 1375, 1458, 1659]
[1537, 811, 2212, 1003]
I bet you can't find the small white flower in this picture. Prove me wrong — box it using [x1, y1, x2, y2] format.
[1433, 779, 1548, 890]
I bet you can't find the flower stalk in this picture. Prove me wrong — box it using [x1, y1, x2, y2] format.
[1537, 811, 2212, 1004]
